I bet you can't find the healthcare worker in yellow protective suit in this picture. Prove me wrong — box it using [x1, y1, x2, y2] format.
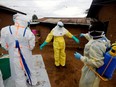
[0, 70, 4, 87]
[74, 21, 110, 87]
[40, 21, 79, 67]
[1, 13, 38, 87]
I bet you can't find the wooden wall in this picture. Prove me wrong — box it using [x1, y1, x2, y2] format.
[98, 3, 116, 43]
[30, 23, 88, 48]
[0, 10, 14, 55]
[0, 11, 14, 29]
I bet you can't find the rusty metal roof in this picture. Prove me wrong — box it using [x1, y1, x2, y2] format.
[38, 17, 92, 25]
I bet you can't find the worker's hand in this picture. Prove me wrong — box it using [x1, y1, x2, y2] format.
[74, 52, 82, 60]
[72, 36, 79, 43]
[39, 41, 48, 50]
[40, 45, 43, 50]
[79, 33, 84, 37]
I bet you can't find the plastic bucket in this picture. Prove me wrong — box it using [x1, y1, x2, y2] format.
[0, 58, 11, 80]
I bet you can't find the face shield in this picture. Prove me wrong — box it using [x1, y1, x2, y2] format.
[57, 21, 64, 28]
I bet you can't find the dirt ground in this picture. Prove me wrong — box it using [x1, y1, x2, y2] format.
[0, 42, 116, 87]
[32, 42, 116, 87]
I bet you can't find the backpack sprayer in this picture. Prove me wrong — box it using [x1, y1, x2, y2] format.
[87, 42, 116, 81]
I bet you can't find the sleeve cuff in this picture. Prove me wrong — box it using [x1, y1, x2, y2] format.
[80, 56, 86, 62]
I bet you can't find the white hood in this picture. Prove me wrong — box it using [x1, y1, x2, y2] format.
[13, 13, 30, 28]
[53, 25, 67, 36]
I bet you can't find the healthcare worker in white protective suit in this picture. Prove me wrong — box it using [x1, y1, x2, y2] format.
[74, 21, 111, 87]
[0, 70, 4, 87]
[1, 13, 38, 87]
[40, 21, 79, 67]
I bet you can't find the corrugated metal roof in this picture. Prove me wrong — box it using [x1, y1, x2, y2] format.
[0, 4, 26, 15]
[38, 17, 92, 25]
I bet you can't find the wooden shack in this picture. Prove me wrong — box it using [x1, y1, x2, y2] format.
[87, 0, 116, 43]
[30, 17, 91, 48]
[0, 5, 26, 56]
[0, 5, 26, 29]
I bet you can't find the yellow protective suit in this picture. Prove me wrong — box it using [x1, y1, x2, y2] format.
[45, 26, 73, 66]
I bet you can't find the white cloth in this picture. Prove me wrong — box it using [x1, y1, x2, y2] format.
[52, 26, 68, 36]
[13, 13, 30, 28]
[0, 70, 4, 87]
[1, 14, 37, 87]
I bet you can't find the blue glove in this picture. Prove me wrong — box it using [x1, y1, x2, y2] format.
[74, 52, 82, 60]
[72, 36, 79, 43]
[79, 33, 84, 37]
[40, 41, 48, 50]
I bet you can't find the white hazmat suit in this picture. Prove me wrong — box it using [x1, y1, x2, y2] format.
[0, 70, 4, 87]
[1, 13, 37, 87]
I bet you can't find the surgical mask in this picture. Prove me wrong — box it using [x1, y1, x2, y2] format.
[89, 31, 105, 38]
